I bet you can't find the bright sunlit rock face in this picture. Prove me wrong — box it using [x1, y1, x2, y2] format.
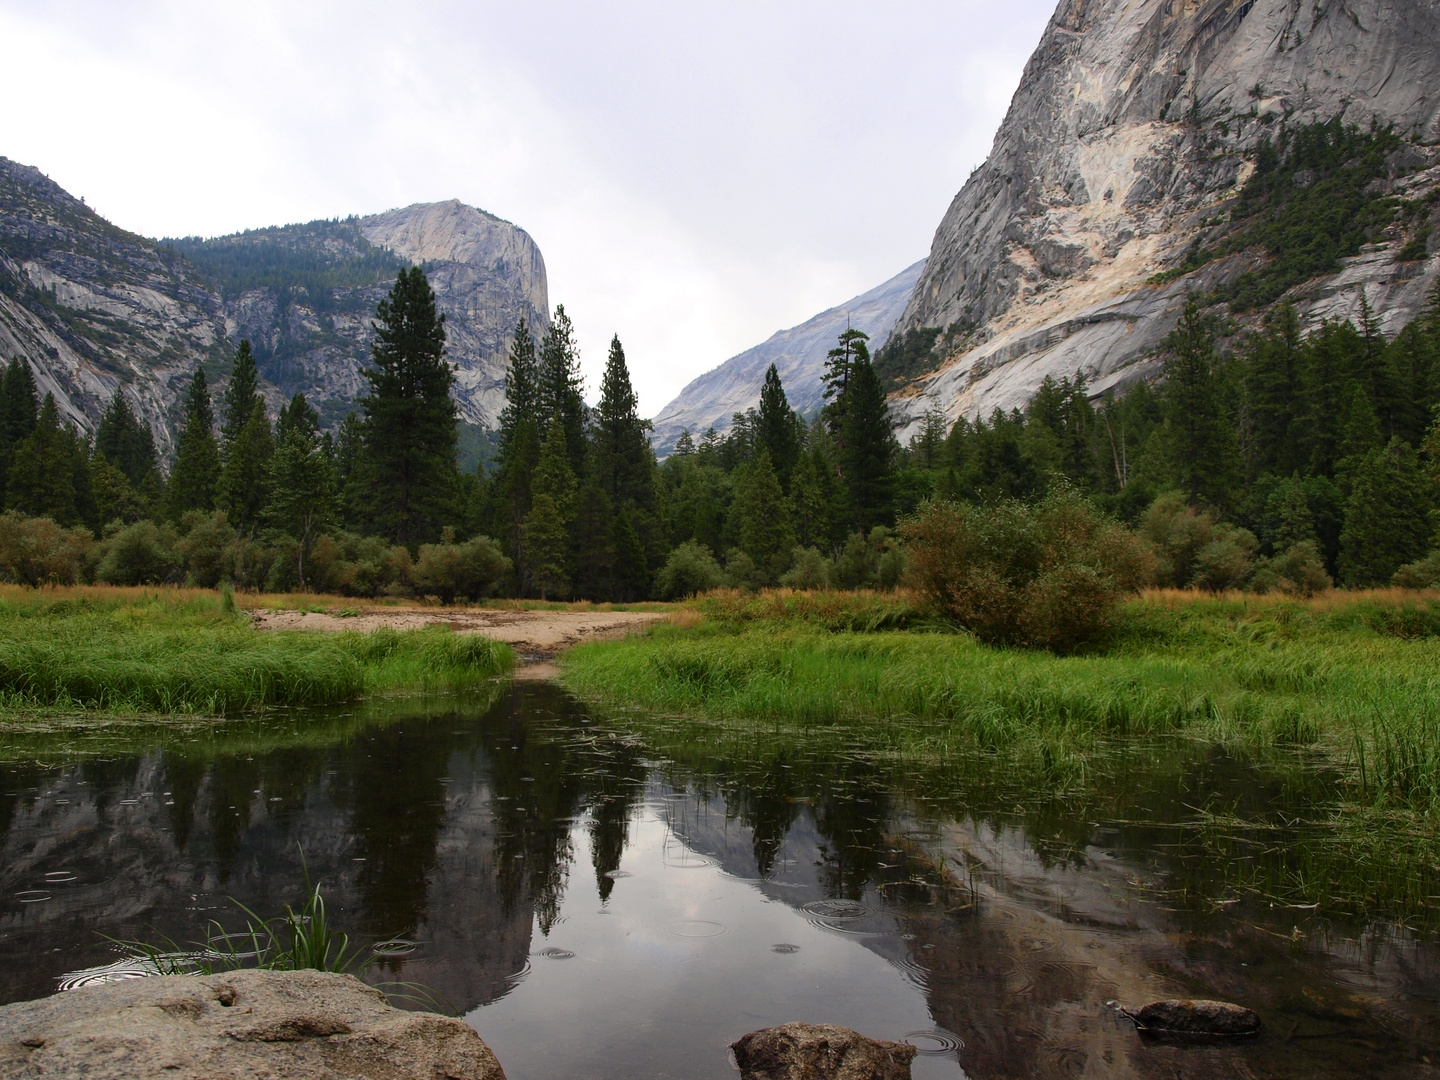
[889, 0, 1440, 438]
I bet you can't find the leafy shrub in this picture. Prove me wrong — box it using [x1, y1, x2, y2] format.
[656, 541, 726, 599]
[413, 532, 511, 604]
[1250, 540, 1333, 596]
[901, 488, 1153, 651]
[722, 548, 761, 592]
[0, 513, 94, 585]
[780, 546, 831, 590]
[175, 511, 237, 588]
[95, 520, 181, 586]
[1140, 492, 1257, 589]
[1394, 550, 1440, 589]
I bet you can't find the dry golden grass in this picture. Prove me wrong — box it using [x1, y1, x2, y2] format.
[1137, 587, 1440, 611]
[666, 608, 705, 630]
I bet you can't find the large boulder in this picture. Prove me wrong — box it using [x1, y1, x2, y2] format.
[0, 968, 506, 1079]
[731, 1022, 917, 1080]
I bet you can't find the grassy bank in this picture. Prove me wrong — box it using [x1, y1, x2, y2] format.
[559, 589, 1440, 922]
[0, 587, 513, 719]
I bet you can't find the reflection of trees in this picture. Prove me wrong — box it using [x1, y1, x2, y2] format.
[483, 682, 647, 925]
[331, 723, 453, 938]
[0, 762, 45, 838]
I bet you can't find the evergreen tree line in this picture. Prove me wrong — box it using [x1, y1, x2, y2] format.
[3, 261, 1439, 599]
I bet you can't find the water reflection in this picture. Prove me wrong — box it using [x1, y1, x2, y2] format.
[1, 681, 1439, 1078]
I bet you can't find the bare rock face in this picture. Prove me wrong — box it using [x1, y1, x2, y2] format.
[890, 0, 1440, 438]
[730, 1022, 917, 1080]
[0, 969, 506, 1080]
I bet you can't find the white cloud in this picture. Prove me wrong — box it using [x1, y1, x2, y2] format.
[0, 0, 1054, 413]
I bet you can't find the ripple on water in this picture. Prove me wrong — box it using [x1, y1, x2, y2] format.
[669, 920, 727, 938]
[603, 870, 632, 879]
[771, 943, 800, 954]
[44, 872, 77, 884]
[802, 899, 869, 920]
[58, 954, 194, 990]
[15, 890, 52, 903]
[538, 947, 575, 959]
[904, 1029, 964, 1055]
[371, 939, 421, 957]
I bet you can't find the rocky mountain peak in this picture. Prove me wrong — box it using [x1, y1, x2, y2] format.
[891, 0, 1440, 436]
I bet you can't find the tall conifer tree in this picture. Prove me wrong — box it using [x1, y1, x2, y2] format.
[839, 351, 896, 532]
[1163, 297, 1239, 506]
[94, 390, 157, 487]
[6, 394, 78, 525]
[523, 418, 577, 599]
[359, 267, 458, 543]
[593, 335, 654, 511]
[166, 368, 221, 519]
[538, 305, 587, 473]
[756, 363, 800, 489]
[493, 319, 543, 568]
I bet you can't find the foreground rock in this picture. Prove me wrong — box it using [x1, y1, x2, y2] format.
[1115, 998, 1262, 1036]
[0, 969, 506, 1079]
[731, 1022, 917, 1080]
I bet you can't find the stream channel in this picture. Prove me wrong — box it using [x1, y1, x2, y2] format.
[2, 679, 1439, 1079]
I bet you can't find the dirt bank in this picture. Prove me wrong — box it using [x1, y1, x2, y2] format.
[249, 606, 664, 659]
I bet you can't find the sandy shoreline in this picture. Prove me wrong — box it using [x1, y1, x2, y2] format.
[248, 606, 664, 661]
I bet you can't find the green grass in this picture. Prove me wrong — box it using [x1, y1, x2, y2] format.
[0, 588, 513, 720]
[558, 592, 1440, 923]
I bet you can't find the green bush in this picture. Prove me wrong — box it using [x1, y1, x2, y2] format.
[0, 513, 93, 586]
[1250, 540, 1333, 595]
[901, 488, 1153, 651]
[1394, 550, 1440, 588]
[95, 520, 181, 586]
[175, 511, 237, 588]
[1140, 492, 1257, 589]
[656, 541, 726, 599]
[413, 532, 511, 604]
[779, 546, 831, 590]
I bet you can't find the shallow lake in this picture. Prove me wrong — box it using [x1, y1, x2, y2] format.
[2, 680, 1439, 1078]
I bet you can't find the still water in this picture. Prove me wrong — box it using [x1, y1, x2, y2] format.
[2, 681, 1439, 1079]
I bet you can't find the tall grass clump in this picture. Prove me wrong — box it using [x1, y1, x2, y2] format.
[0, 589, 512, 715]
[901, 488, 1154, 652]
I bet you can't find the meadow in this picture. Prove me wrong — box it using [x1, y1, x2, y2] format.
[560, 587, 1440, 923]
[0, 585, 514, 720]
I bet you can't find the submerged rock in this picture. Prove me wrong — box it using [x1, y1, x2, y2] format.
[0, 968, 506, 1079]
[1115, 998, 1262, 1037]
[731, 1021, 917, 1080]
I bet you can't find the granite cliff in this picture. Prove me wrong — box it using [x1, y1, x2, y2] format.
[889, 0, 1440, 437]
[649, 259, 924, 456]
[0, 157, 547, 456]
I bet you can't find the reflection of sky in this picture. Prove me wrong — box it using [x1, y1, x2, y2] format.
[471, 802, 964, 1080]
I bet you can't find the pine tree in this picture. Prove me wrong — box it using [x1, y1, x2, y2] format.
[611, 508, 649, 602]
[522, 419, 577, 599]
[94, 390, 157, 487]
[91, 451, 145, 527]
[593, 335, 655, 511]
[266, 395, 336, 588]
[821, 328, 870, 442]
[219, 398, 274, 533]
[1163, 297, 1239, 506]
[1246, 302, 1307, 477]
[0, 358, 39, 505]
[538, 305, 587, 474]
[166, 368, 221, 520]
[839, 350, 896, 532]
[490, 319, 544, 577]
[1338, 438, 1431, 585]
[359, 267, 458, 543]
[7, 394, 79, 525]
[756, 364, 801, 488]
[221, 340, 261, 447]
[733, 449, 795, 584]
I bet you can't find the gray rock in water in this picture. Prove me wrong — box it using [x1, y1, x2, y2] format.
[731, 1021, 917, 1080]
[0, 968, 506, 1079]
[1118, 998, 1262, 1036]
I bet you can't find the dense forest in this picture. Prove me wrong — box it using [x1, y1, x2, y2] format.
[0, 120, 1438, 600]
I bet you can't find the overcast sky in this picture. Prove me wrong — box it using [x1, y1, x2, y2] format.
[0, 0, 1054, 416]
